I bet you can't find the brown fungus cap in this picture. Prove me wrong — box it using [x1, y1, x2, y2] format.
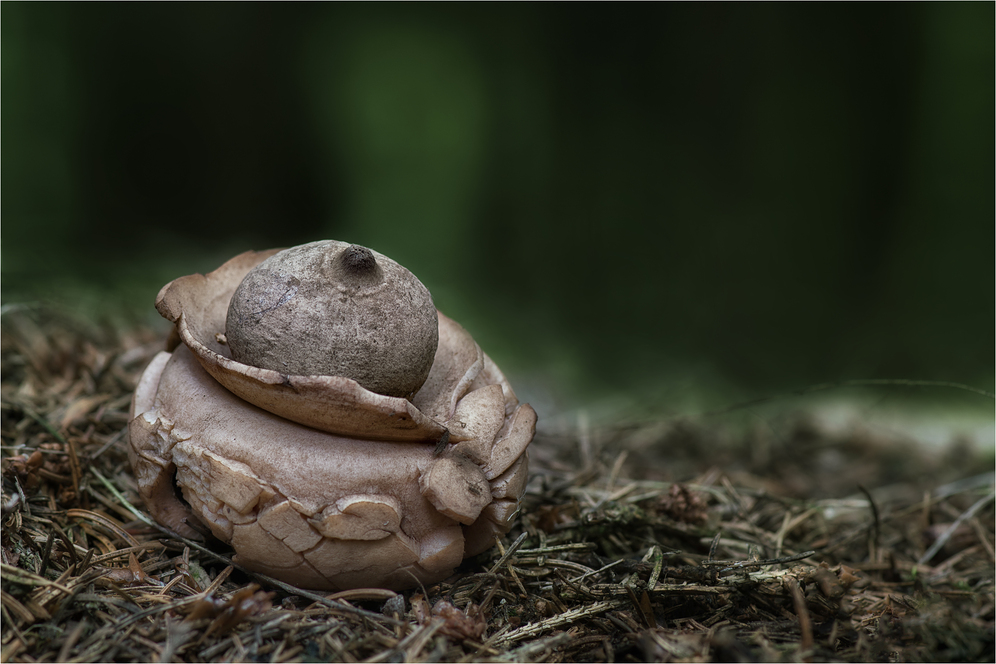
[226, 241, 438, 399]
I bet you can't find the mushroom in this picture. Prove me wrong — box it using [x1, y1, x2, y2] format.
[128, 241, 535, 591]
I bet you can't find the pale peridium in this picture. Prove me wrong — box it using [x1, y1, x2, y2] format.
[133, 243, 536, 590]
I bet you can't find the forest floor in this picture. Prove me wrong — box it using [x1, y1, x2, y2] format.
[1, 305, 993, 663]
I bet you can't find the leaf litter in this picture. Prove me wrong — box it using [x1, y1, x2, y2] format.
[1, 304, 993, 662]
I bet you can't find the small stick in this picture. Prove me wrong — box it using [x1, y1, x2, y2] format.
[970, 517, 996, 563]
[488, 532, 529, 575]
[495, 599, 628, 645]
[708, 532, 721, 562]
[785, 576, 813, 657]
[858, 485, 880, 563]
[646, 546, 664, 591]
[702, 550, 815, 571]
[918, 490, 996, 565]
[55, 618, 89, 663]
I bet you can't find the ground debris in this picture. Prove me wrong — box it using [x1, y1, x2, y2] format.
[1, 305, 993, 662]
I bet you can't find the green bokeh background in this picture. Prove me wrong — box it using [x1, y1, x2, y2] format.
[3, 4, 993, 415]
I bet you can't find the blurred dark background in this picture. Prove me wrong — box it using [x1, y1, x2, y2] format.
[3, 3, 993, 413]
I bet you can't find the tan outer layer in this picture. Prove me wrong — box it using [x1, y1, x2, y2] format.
[133, 242, 537, 589]
[127, 351, 204, 540]
[129, 344, 535, 590]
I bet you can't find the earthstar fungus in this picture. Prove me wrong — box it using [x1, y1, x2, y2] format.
[128, 240, 535, 590]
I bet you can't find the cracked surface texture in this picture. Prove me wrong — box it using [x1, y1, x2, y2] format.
[128, 248, 535, 591]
